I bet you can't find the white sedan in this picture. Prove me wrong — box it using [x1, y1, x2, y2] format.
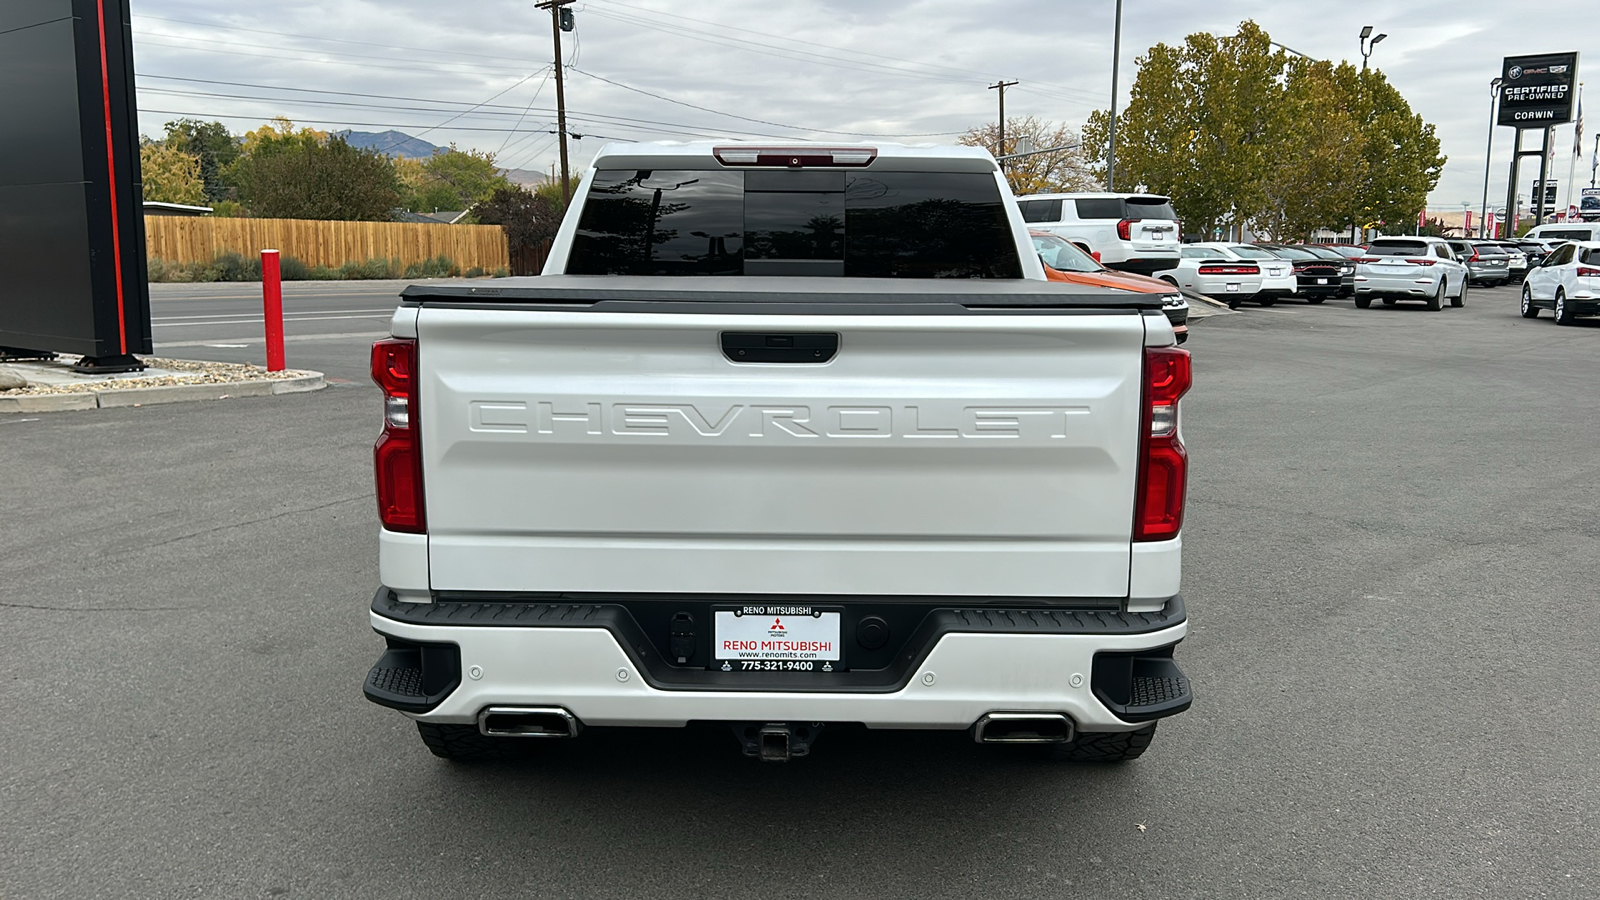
[1520, 239, 1600, 324]
[1154, 245, 1266, 308]
[1206, 244, 1299, 299]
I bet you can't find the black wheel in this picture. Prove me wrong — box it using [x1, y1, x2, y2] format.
[1039, 723, 1158, 762]
[1355, 295, 1372, 309]
[1425, 280, 1444, 311]
[1160, 276, 1178, 288]
[1226, 297, 1241, 310]
[1521, 284, 1540, 318]
[1382, 298, 1398, 305]
[417, 722, 523, 761]
[1306, 295, 1326, 305]
[1452, 279, 1467, 308]
[1555, 289, 1576, 325]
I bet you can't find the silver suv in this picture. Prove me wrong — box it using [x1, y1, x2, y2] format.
[1016, 192, 1181, 274]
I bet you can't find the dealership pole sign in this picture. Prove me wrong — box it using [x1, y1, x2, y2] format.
[1499, 53, 1579, 126]
[0, 0, 151, 371]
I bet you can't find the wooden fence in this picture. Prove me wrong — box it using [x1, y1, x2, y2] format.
[144, 216, 511, 271]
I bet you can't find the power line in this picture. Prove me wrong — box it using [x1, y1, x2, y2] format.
[133, 27, 537, 73]
[568, 66, 959, 138]
[132, 37, 534, 77]
[131, 13, 546, 65]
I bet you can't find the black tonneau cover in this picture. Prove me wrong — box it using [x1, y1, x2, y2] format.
[400, 275, 1167, 312]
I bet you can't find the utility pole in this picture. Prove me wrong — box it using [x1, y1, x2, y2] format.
[536, 0, 575, 205]
[989, 80, 1018, 169]
[1481, 77, 1502, 238]
[1107, 0, 1124, 191]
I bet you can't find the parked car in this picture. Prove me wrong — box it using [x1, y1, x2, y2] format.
[1352, 237, 1470, 310]
[1445, 239, 1511, 287]
[1016, 192, 1181, 274]
[1323, 245, 1369, 260]
[1257, 244, 1352, 301]
[1031, 231, 1188, 341]
[1292, 244, 1359, 296]
[1520, 239, 1600, 324]
[1161, 243, 1293, 303]
[1153, 245, 1265, 308]
[1515, 238, 1560, 266]
[1477, 241, 1529, 283]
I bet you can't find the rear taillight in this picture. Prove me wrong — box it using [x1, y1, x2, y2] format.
[1352, 257, 1379, 264]
[1405, 258, 1437, 267]
[1196, 264, 1259, 275]
[1578, 267, 1600, 277]
[1116, 218, 1141, 240]
[1134, 346, 1192, 542]
[1469, 249, 1481, 261]
[372, 338, 424, 533]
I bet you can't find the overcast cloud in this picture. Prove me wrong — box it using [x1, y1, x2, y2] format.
[130, 0, 1600, 212]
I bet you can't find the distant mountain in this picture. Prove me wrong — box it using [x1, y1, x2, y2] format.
[501, 168, 552, 189]
[334, 130, 440, 159]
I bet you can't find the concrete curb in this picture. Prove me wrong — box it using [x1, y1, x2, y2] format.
[0, 372, 325, 414]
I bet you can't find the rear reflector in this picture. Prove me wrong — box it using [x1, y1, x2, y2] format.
[713, 146, 877, 167]
[1135, 347, 1192, 542]
[371, 339, 425, 533]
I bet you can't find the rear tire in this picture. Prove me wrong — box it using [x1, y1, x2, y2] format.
[1258, 297, 1277, 306]
[417, 722, 522, 761]
[1355, 295, 1372, 309]
[1226, 297, 1241, 310]
[1039, 723, 1158, 762]
[1426, 280, 1444, 311]
[1521, 284, 1540, 318]
[1555, 289, 1575, 325]
[1452, 279, 1467, 308]
[1306, 295, 1326, 304]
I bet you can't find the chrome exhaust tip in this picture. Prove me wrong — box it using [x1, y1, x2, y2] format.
[477, 706, 580, 738]
[973, 712, 1075, 744]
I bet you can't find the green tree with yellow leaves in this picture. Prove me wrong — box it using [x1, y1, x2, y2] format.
[140, 142, 205, 205]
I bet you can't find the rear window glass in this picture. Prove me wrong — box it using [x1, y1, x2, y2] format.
[1125, 197, 1178, 220]
[1019, 198, 1063, 223]
[1367, 242, 1429, 257]
[568, 168, 1021, 278]
[1072, 197, 1178, 221]
[1538, 228, 1592, 241]
[1583, 248, 1600, 265]
[1269, 246, 1320, 259]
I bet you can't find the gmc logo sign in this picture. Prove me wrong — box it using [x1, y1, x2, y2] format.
[469, 401, 1090, 439]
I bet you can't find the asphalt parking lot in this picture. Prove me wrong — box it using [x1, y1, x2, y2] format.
[2, 282, 1597, 899]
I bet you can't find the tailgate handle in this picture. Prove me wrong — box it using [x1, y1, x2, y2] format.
[721, 332, 838, 363]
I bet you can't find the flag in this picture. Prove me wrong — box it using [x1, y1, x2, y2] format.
[1575, 101, 1585, 156]
[1465, 210, 1474, 232]
[1418, 209, 1428, 231]
[1487, 211, 1497, 238]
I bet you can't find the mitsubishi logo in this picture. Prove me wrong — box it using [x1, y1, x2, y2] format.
[771, 618, 785, 631]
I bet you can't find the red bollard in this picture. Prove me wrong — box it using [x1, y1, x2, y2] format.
[261, 249, 285, 372]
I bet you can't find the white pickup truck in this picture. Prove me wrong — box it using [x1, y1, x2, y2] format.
[362, 142, 1193, 763]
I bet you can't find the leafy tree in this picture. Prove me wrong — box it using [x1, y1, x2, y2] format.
[473, 185, 563, 249]
[400, 146, 513, 212]
[161, 119, 240, 202]
[1329, 65, 1447, 238]
[232, 123, 401, 220]
[958, 117, 1096, 195]
[1082, 21, 1443, 240]
[140, 142, 205, 205]
[1253, 60, 1368, 241]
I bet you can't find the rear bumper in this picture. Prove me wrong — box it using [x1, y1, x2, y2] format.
[365, 590, 1191, 732]
[1356, 271, 1440, 296]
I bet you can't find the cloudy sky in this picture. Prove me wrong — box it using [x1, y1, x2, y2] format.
[130, 0, 1599, 212]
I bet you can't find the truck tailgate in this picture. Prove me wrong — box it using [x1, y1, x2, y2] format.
[417, 307, 1146, 598]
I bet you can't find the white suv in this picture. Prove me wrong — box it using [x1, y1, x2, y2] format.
[1016, 192, 1181, 274]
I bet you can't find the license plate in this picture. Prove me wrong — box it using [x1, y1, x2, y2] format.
[1317, 278, 1328, 284]
[1226, 283, 1240, 291]
[1150, 232, 1165, 241]
[714, 606, 842, 672]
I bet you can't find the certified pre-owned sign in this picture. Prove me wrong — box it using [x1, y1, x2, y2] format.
[1500, 53, 1579, 126]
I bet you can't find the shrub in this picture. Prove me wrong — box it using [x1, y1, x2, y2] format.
[491, 266, 510, 278]
[464, 266, 485, 278]
[402, 255, 459, 279]
[207, 251, 261, 282]
[277, 256, 312, 281]
[338, 256, 401, 279]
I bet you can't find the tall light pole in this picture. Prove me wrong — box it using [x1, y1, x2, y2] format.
[1106, 0, 1124, 190]
[1359, 25, 1387, 71]
[1481, 77, 1502, 238]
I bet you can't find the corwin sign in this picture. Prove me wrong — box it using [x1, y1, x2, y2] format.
[0, 0, 150, 366]
[1499, 53, 1579, 126]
